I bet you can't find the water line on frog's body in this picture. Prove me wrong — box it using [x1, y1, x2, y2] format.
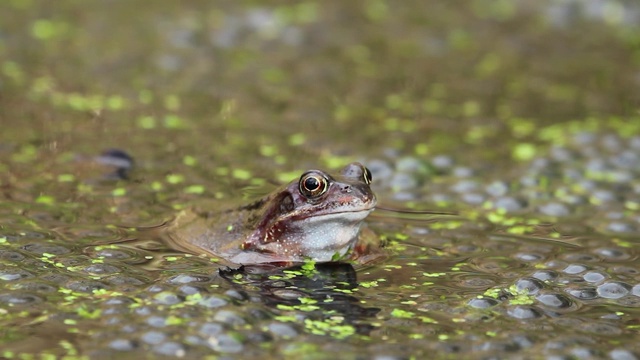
[370, 206, 460, 222]
[374, 205, 458, 216]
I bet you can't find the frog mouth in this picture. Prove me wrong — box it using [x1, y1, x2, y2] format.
[293, 207, 376, 222]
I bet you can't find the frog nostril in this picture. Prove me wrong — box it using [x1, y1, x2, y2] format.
[341, 185, 352, 193]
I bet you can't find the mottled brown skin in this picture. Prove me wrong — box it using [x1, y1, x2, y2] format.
[161, 163, 378, 266]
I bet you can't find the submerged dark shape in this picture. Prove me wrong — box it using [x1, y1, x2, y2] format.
[95, 148, 135, 180]
[219, 262, 380, 335]
[161, 162, 380, 266]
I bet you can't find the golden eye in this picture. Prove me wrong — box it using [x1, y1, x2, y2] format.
[299, 172, 328, 198]
[363, 166, 372, 185]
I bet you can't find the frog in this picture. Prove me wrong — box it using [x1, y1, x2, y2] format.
[160, 162, 379, 266]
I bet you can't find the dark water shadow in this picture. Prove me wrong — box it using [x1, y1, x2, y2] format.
[219, 262, 380, 335]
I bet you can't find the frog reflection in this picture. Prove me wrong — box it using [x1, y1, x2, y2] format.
[219, 262, 380, 335]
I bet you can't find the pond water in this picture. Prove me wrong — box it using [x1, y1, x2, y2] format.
[1, 1, 640, 358]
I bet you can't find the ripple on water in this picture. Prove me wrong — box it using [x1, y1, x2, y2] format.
[452, 272, 498, 289]
[83, 243, 162, 265]
[55, 225, 129, 242]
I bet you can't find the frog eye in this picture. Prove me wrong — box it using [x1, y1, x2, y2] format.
[363, 166, 372, 185]
[299, 171, 329, 198]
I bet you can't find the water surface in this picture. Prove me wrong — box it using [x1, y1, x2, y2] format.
[1, 1, 640, 358]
